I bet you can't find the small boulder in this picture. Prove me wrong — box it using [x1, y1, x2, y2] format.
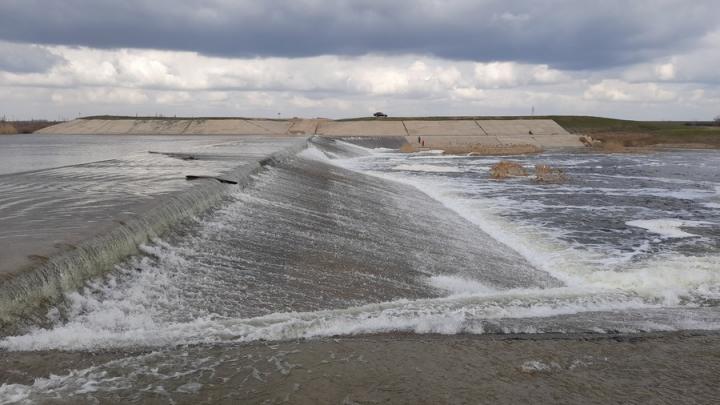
[534, 164, 568, 183]
[490, 161, 528, 179]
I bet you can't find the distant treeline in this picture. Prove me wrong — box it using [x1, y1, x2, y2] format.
[0, 119, 63, 134]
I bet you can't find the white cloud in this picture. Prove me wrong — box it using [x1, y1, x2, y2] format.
[50, 87, 150, 105]
[452, 87, 486, 100]
[473, 62, 567, 88]
[655, 63, 676, 80]
[584, 79, 676, 102]
[474, 62, 517, 88]
[155, 91, 192, 104]
[0, 43, 718, 120]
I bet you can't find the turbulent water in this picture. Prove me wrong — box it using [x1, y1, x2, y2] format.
[1, 137, 720, 402]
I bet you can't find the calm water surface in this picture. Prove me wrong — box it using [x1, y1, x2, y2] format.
[0, 134, 248, 175]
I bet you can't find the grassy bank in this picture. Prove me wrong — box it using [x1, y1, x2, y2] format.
[552, 116, 720, 147]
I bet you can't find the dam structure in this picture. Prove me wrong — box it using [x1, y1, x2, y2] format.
[3, 118, 718, 403]
[0, 116, 579, 329]
[37, 116, 584, 149]
[3, 116, 580, 332]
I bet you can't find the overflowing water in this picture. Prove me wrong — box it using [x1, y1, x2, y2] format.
[1, 137, 720, 402]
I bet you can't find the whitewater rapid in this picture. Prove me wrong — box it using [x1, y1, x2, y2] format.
[2, 139, 720, 354]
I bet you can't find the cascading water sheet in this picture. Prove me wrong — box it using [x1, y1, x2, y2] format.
[2, 138, 719, 403]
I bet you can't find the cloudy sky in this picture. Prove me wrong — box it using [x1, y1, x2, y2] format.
[1, 0, 719, 120]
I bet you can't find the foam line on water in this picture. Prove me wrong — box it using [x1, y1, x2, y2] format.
[0, 287, 670, 351]
[347, 168, 590, 286]
[323, 145, 720, 301]
[392, 164, 466, 173]
[626, 219, 711, 238]
[428, 275, 497, 296]
[297, 144, 332, 161]
[4, 142, 719, 352]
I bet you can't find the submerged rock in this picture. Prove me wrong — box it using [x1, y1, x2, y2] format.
[490, 161, 528, 179]
[534, 164, 568, 183]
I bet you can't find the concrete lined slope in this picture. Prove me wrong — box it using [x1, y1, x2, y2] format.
[94, 119, 136, 134]
[182, 119, 291, 135]
[407, 135, 502, 146]
[404, 120, 486, 136]
[127, 120, 192, 134]
[38, 118, 571, 137]
[316, 120, 407, 136]
[477, 119, 569, 136]
[33, 119, 115, 134]
[37, 118, 582, 148]
[184, 119, 249, 134]
[289, 118, 326, 135]
[403, 119, 579, 148]
[36, 119, 294, 135]
[250, 120, 294, 134]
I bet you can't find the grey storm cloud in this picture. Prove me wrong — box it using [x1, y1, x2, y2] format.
[0, 41, 65, 73]
[0, 0, 718, 70]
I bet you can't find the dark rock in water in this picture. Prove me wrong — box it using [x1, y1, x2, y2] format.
[149, 151, 196, 160]
[185, 175, 237, 185]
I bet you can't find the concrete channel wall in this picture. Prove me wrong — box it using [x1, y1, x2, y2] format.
[37, 118, 584, 149]
[36, 119, 296, 136]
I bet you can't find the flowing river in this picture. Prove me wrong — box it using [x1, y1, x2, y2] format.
[1, 136, 719, 403]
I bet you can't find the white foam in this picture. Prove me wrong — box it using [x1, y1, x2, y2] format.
[2, 242, 719, 352]
[626, 219, 709, 238]
[0, 352, 221, 401]
[392, 164, 465, 173]
[583, 254, 720, 305]
[0, 384, 32, 404]
[351, 169, 591, 287]
[297, 144, 332, 161]
[520, 360, 558, 372]
[331, 153, 720, 304]
[4, 146, 720, 353]
[0, 289, 664, 351]
[428, 275, 497, 295]
[416, 149, 445, 155]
